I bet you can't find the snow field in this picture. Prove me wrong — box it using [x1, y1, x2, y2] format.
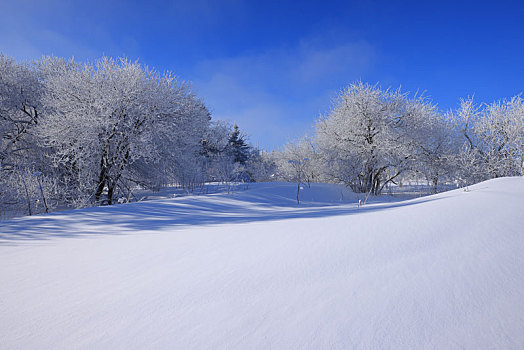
[1, 178, 524, 349]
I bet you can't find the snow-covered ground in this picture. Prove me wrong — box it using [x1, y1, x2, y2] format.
[1, 178, 523, 349]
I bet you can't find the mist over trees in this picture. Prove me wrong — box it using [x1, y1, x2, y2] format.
[1, 53, 523, 218]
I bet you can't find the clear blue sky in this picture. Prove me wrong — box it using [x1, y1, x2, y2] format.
[1, 0, 523, 150]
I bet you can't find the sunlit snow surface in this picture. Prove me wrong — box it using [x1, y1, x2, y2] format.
[1, 179, 523, 349]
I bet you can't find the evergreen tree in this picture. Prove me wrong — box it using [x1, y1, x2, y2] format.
[228, 124, 251, 165]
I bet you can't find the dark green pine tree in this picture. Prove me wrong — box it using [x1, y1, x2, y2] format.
[228, 123, 251, 165]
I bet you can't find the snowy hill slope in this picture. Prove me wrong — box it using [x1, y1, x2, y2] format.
[1, 178, 524, 349]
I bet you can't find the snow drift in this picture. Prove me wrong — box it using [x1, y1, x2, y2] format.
[1, 178, 523, 349]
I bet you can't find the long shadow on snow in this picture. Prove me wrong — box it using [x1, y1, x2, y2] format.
[0, 195, 440, 244]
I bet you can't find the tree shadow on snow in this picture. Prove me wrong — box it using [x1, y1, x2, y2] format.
[0, 194, 440, 245]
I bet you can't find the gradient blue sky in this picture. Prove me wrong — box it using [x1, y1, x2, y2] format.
[1, 0, 523, 150]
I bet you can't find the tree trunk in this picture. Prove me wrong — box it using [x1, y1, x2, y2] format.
[432, 175, 438, 194]
[22, 178, 32, 216]
[107, 183, 114, 205]
[296, 181, 300, 204]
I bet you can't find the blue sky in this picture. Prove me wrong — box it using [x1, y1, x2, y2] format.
[1, 0, 523, 150]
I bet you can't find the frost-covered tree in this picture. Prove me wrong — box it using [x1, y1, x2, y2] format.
[316, 82, 437, 195]
[201, 120, 236, 183]
[276, 138, 319, 185]
[0, 167, 58, 217]
[454, 143, 484, 189]
[0, 55, 54, 215]
[274, 138, 319, 203]
[139, 79, 210, 192]
[201, 121, 257, 183]
[0, 55, 42, 171]
[38, 56, 210, 206]
[454, 96, 524, 181]
[408, 104, 461, 193]
[246, 150, 277, 182]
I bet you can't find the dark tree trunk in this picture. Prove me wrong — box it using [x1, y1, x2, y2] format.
[107, 183, 114, 205]
[95, 157, 107, 203]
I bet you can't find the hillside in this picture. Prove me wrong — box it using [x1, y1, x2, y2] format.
[1, 178, 523, 349]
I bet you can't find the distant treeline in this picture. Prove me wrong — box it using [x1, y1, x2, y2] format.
[1, 54, 523, 218]
[271, 82, 524, 196]
[0, 54, 264, 218]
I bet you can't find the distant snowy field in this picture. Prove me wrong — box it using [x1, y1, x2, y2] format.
[1, 178, 523, 349]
